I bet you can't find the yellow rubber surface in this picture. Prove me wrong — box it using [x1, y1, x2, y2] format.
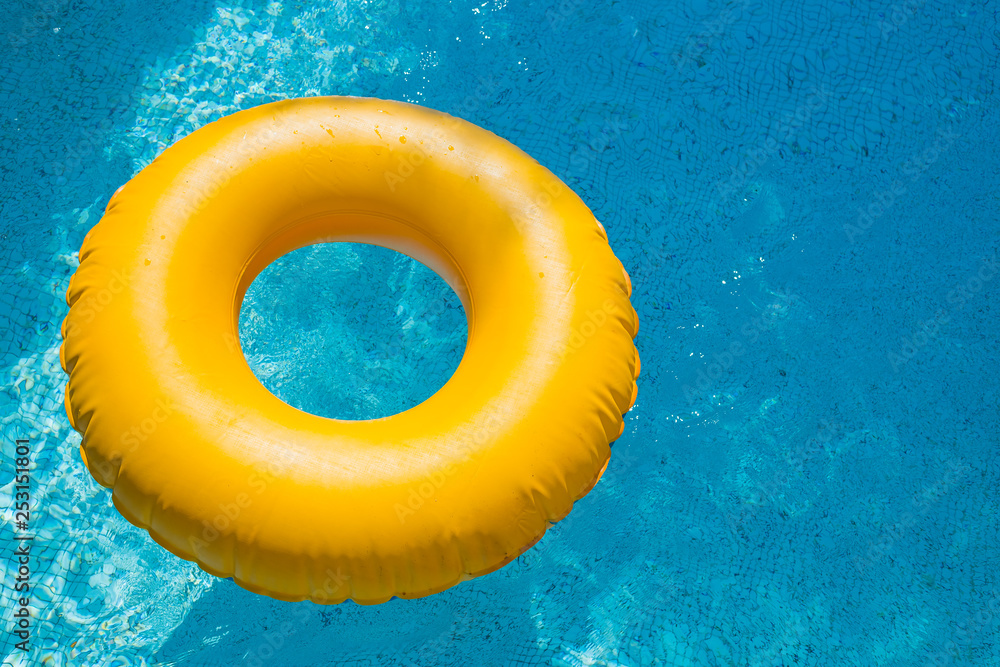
[60, 97, 639, 604]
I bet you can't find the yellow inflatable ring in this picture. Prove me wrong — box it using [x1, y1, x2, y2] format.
[61, 97, 639, 604]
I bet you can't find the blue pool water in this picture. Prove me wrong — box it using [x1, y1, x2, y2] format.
[1, 0, 998, 665]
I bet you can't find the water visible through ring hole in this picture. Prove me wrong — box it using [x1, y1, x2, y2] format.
[238, 242, 468, 420]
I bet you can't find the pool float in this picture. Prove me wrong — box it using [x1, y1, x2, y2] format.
[61, 97, 639, 604]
